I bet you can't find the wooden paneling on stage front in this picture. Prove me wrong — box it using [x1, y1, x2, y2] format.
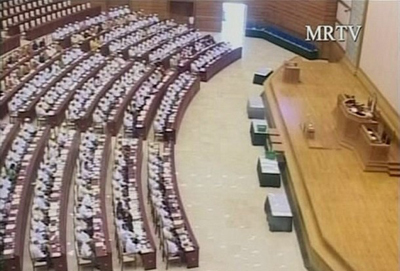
[265, 57, 399, 271]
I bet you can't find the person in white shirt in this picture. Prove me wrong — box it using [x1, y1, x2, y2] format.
[166, 239, 179, 255]
[77, 204, 93, 219]
[80, 242, 93, 259]
[125, 237, 139, 254]
[0, 184, 9, 200]
[76, 228, 91, 244]
[30, 241, 47, 259]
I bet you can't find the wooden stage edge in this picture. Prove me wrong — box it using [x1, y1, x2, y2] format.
[264, 57, 398, 271]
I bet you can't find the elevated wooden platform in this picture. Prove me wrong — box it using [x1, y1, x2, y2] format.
[265, 57, 399, 271]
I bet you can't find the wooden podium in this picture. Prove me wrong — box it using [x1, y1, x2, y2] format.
[335, 94, 399, 175]
[283, 61, 300, 83]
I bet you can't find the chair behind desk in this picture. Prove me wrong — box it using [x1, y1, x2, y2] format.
[26, 6, 102, 41]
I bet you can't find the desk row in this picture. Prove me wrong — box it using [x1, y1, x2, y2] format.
[148, 142, 199, 268]
[1, 123, 50, 271]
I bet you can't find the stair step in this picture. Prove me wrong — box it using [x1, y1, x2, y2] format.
[388, 164, 400, 170]
[365, 161, 388, 167]
[389, 170, 400, 177]
[364, 165, 387, 172]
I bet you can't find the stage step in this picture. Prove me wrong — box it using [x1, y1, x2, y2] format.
[364, 166, 387, 173]
[389, 169, 400, 177]
[387, 164, 400, 170]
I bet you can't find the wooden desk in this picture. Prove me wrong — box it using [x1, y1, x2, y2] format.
[0, 49, 65, 119]
[97, 135, 113, 271]
[0, 34, 21, 56]
[177, 42, 219, 73]
[50, 131, 80, 271]
[45, 58, 107, 127]
[132, 139, 157, 269]
[199, 47, 242, 82]
[143, 29, 195, 62]
[99, 22, 154, 57]
[3, 126, 51, 271]
[106, 66, 156, 136]
[102, 19, 169, 57]
[170, 146, 199, 268]
[335, 95, 378, 148]
[0, 123, 20, 168]
[74, 61, 134, 131]
[18, 52, 91, 121]
[133, 70, 178, 140]
[158, 34, 214, 70]
[1, 46, 46, 81]
[355, 125, 390, 170]
[164, 75, 200, 143]
[119, 32, 158, 59]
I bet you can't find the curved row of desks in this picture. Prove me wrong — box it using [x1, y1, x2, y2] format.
[57, 11, 146, 51]
[169, 145, 199, 268]
[56, 16, 106, 50]
[97, 135, 113, 271]
[198, 47, 243, 82]
[43, 57, 108, 128]
[159, 34, 215, 70]
[1, 46, 46, 81]
[18, 51, 92, 120]
[0, 48, 68, 119]
[163, 75, 201, 143]
[72, 60, 135, 132]
[3, 126, 51, 271]
[106, 66, 156, 136]
[176, 42, 220, 73]
[133, 70, 179, 140]
[121, 138, 157, 269]
[135, 28, 194, 63]
[0, 123, 20, 168]
[49, 130, 80, 271]
[1, 129, 113, 271]
[118, 23, 178, 60]
[147, 142, 200, 268]
[99, 19, 164, 57]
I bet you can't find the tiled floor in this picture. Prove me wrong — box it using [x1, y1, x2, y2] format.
[21, 34, 306, 271]
[171, 34, 305, 271]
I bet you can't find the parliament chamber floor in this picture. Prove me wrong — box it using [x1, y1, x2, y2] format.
[0, 2, 398, 271]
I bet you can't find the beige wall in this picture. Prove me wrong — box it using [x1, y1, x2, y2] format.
[359, 0, 399, 114]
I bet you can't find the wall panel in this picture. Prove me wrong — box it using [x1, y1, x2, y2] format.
[195, 1, 222, 32]
[359, 0, 399, 115]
